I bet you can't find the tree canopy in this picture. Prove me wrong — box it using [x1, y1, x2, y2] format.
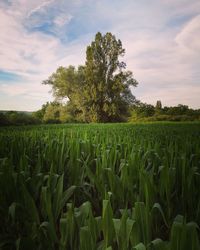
[129, 101, 200, 122]
[43, 32, 138, 122]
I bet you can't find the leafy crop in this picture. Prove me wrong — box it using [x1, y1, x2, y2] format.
[0, 123, 200, 249]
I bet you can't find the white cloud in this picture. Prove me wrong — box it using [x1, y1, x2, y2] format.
[27, 0, 55, 18]
[134, 85, 200, 109]
[0, 0, 200, 110]
[1, 81, 50, 97]
[0, 80, 54, 111]
[53, 14, 73, 27]
[117, 12, 200, 108]
[175, 14, 200, 52]
[0, 2, 85, 110]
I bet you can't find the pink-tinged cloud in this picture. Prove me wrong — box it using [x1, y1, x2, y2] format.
[0, 0, 200, 110]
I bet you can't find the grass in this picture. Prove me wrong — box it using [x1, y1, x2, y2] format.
[0, 122, 200, 249]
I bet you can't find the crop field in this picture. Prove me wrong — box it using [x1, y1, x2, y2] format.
[0, 122, 200, 250]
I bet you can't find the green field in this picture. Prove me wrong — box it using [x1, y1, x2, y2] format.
[0, 123, 200, 249]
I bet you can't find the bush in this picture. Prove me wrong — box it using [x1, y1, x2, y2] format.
[0, 111, 41, 126]
[0, 113, 10, 126]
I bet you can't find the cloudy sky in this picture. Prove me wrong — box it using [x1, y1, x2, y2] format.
[0, 0, 200, 111]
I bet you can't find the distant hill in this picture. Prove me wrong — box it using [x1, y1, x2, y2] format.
[0, 110, 33, 115]
[0, 110, 39, 126]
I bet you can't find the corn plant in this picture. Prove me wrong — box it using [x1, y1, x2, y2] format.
[0, 122, 200, 249]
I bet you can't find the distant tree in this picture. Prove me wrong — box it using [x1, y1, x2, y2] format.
[137, 102, 155, 117]
[164, 104, 189, 116]
[156, 100, 162, 109]
[155, 100, 162, 115]
[129, 102, 155, 121]
[177, 104, 189, 115]
[0, 113, 9, 126]
[2, 111, 40, 125]
[43, 32, 138, 122]
[129, 100, 200, 122]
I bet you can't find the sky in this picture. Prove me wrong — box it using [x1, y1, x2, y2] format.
[0, 0, 200, 111]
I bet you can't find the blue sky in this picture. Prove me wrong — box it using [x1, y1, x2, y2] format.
[0, 0, 200, 111]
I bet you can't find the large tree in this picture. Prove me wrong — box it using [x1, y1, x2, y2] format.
[43, 32, 138, 122]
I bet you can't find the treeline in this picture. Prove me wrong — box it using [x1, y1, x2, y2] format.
[1, 100, 199, 126]
[0, 111, 40, 126]
[0, 102, 76, 126]
[129, 101, 200, 122]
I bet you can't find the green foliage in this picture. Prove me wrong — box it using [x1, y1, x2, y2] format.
[155, 101, 162, 110]
[0, 111, 40, 126]
[83, 32, 138, 122]
[0, 113, 10, 125]
[129, 101, 200, 122]
[0, 123, 200, 249]
[130, 102, 155, 119]
[43, 102, 61, 123]
[43, 32, 138, 122]
[32, 102, 76, 124]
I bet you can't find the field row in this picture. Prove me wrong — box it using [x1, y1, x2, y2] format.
[0, 123, 200, 249]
